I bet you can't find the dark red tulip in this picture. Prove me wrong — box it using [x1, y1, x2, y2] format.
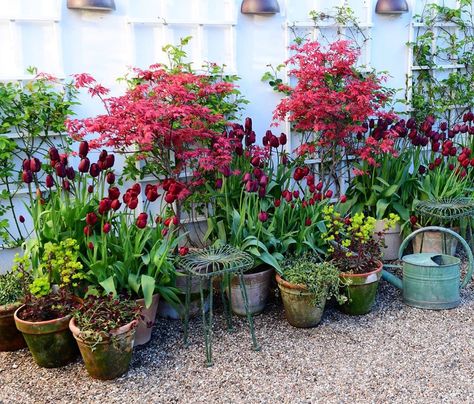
[418, 165, 426, 174]
[29, 158, 41, 173]
[111, 199, 121, 211]
[45, 174, 54, 188]
[269, 135, 280, 148]
[88, 185, 94, 193]
[316, 182, 323, 191]
[79, 141, 89, 158]
[179, 247, 189, 256]
[108, 187, 120, 200]
[99, 150, 108, 162]
[19, 215, 25, 223]
[279, 133, 287, 146]
[86, 212, 98, 226]
[88, 242, 94, 250]
[258, 186, 266, 199]
[106, 172, 115, 184]
[89, 163, 100, 177]
[62, 179, 71, 191]
[258, 211, 268, 222]
[66, 167, 75, 180]
[128, 198, 138, 209]
[410, 216, 417, 225]
[215, 178, 223, 189]
[244, 117, 252, 134]
[49, 147, 59, 162]
[98, 198, 111, 215]
[105, 154, 115, 169]
[78, 158, 90, 173]
[305, 218, 312, 226]
[84, 226, 92, 236]
[55, 163, 66, 178]
[164, 193, 175, 204]
[22, 170, 33, 184]
[22, 159, 29, 171]
[325, 190, 333, 198]
[103, 222, 111, 233]
[251, 156, 261, 167]
[274, 199, 281, 207]
[340, 195, 347, 203]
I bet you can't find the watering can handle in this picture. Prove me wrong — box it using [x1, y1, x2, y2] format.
[398, 226, 474, 288]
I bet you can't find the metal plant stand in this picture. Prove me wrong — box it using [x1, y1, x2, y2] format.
[414, 197, 474, 254]
[180, 245, 260, 367]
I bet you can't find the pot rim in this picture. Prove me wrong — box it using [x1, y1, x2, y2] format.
[0, 301, 23, 315]
[339, 260, 383, 278]
[69, 317, 137, 344]
[135, 293, 160, 306]
[275, 273, 308, 291]
[14, 304, 72, 326]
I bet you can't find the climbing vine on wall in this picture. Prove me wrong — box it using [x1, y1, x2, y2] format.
[407, 0, 474, 125]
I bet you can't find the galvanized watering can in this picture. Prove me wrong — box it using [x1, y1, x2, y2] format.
[382, 226, 473, 309]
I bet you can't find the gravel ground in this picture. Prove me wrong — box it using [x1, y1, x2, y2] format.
[1, 278, 473, 404]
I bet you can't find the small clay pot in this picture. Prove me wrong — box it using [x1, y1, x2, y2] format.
[276, 274, 326, 328]
[134, 294, 160, 346]
[0, 303, 26, 351]
[70, 318, 137, 380]
[14, 306, 78, 368]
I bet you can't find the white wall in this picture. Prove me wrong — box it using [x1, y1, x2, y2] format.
[0, 0, 420, 269]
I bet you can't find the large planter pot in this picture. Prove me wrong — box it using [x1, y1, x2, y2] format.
[412, 227, 458, 255]
[276, 274, 326, 328]
[70, 318, 137, 380]
[158, 270, 209, 320]
[134, 294, 160, 346]
[0, 303, 26, 351]
[339, 261, 383, 315]
[375, 220, 402, 261]
[14, 306, 78, 368]
[228, 266, 273, 316]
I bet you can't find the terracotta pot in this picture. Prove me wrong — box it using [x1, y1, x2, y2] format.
[70, 317, 137, 380]
[412, 227, 459, 255]
[134, 294, 160, 346]
[0, 303, 26, 351]
[228, 266, 273, 316]
[276, 274, 326, 328]
[158, 269, 209, 320]
[14, 306, 78, 368]
[338, 261, 383, 315]
[375, 220, 402, 261]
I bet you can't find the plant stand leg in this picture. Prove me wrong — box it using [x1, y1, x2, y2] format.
[200, 277, 214, 367]
[183, 273, 192, 347]
[238, 271, 260, 352]
[221, 273, 233, 331]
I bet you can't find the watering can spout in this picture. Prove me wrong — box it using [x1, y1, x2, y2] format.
[382, 268, 403, 290]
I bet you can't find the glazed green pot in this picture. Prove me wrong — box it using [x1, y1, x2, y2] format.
[339, 261, 383, 315]
[276, 274, 326, 328]
[70, 318, 137, 380]
[14, 306, 78, 368]
[0, 303, 26, 351]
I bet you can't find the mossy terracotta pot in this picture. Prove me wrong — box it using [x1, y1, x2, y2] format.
[412, 227, 459, 255]
[276, 274, 326, 328]
[70, 318, 137, 380]
[0, 303, 26, 351]
[134, 293, 160, 346]
[228, 266, 273, 316]
[14, 306, 78, 368]
[338, 261, 383, 315]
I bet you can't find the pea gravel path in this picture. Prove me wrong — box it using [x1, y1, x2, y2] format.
[1, 279, 473, 404]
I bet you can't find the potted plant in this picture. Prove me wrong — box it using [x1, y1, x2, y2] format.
[276, 254, 347, 328]
[0, 271, 28, 351]
[69, 295, 141, 380]
[323, 205, 385, 315]
[13, 239, 84, 367]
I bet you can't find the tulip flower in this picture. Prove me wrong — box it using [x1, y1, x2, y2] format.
[99, 150, 108, 162]
[215, 178, 223, 189]
[274, 199, 281, 207]
[49, 147, 59, 162]
[258, 211, 268, 222]
[62, 179, 71, 191]
[22, 170, 33, 184]
[106, 172, 115, 184]
[84, 226, 92, 236]
[88, 185, 94, 193]
[98, 198, 111, 214]
[111, 199, 121, 211]
[316, 182, 323, 191]
[179, 247, 189, 256]
[279, 133, 287, 145]
[79, 141, 89, 158]
[108, 187, 120, 200]
[128, 198, 138, 209]
[66, 167, 76, 181]
[55, 163, 66, 178]
[325, 190, 333, 198]
[46, 174, 54, 188]
[105, 154, 115, 168]
[305, 218, 312, 226]
[89, 163, 100, 177]
[29, 158, 41, 173]
[78, 158, 90, 173]
[340, 195, 347, 203]
[88, 242, 94, 250]
[19, 215, 25, 223]
[103, 222, 111, 233]
[86, 212, 98, 226]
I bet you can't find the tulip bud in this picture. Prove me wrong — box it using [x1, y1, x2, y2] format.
[164, 193, 176, 204]
[106, 172, 115, 184]
[79, 141, 89, 158]
[49, 147, 59, 162]
[108, 187, 120, 200]
[88, 185, 94, 193]
[86, 212, 98, 226]
[305, 218, 312, 226]
[340, 195, 347, 203]
[274, 199, 281, 207]
[111, 199, 121, 211]
[55, 163, 66, 178]
[84, 226, 92, 236]
[88, 242, 94, 250]
[98, 198, 111, 215]
[46, 174, 54, 188]
[269, 135, 280, 148]
[22, 170, 33, 184]
[66, 167, 75, 181]
[62, 179, 71, 191]
[258, 186, 266, 199]
[215, 178, 223, 189]
[258, 211, 268, 222]
[29, 158, 41, 173]
[78, 158, 90, 173]
[316, 182, 323, 192]
[128, 198, 138, 209]
[103, 222, 111, 233]
[251, 156, 261, 167]
[279, 133, 287, 146]
[325, 190, 333, 199]
[89, 163, 100, 177]
[410, 215, 417, 225]
[105, 154, 115, 169]
[22, 159, 29, 171]
[19, 215, 25, 223]
[244, 117, 252, 134]
[179, 247, 189, 256]
[99, 150, 108, 162]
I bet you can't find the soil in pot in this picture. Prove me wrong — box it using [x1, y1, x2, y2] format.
[276, 274, 326, 328]
[228, 266, 273, 316]
[338, 261, 383, 315]
[70, 318, 136, 380]
[0, 303, 26, 351]
[14, 306, 78, 368]
[134, 294, 160, 346]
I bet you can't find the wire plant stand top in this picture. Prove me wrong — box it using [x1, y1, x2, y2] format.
[179, 245, 254, 277]
[415, 197, 474, 223]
